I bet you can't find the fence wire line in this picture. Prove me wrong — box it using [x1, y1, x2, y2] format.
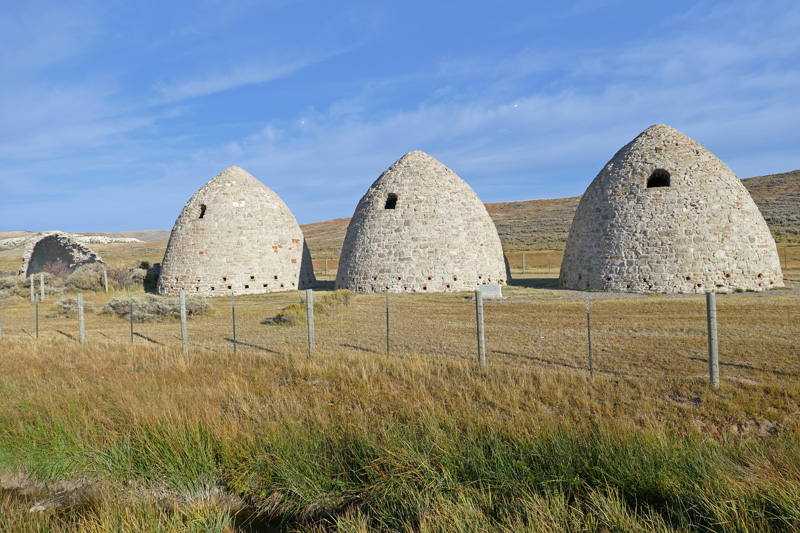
[1, 288, 797, 384]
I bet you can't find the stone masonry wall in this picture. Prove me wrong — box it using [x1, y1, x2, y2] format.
[559, 125, 784, 293]
[336, 151, 509, 293]
[19, 232, 104, 277]
[158, 166, 316, 297]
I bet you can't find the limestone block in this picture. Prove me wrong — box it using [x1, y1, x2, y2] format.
[559, 125, 783, 293]
[336, 151, 508, 294]
[158, 166, 316, 297]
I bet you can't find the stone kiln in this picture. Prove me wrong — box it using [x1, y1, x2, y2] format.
[19, 232, 104, 277]
[336, 151, 509, 293]
[158, 166, 315, 296]
[559, 124, 783, 293]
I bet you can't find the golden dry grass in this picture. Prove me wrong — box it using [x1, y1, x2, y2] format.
[2, 269, 798, 398]
[1, 270, 799, 530]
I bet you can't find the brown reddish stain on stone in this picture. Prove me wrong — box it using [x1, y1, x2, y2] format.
[158, 166, 316, 297]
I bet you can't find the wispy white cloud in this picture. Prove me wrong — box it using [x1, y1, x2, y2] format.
[1, 0, 798, 231]
[181, 0, 799, 224]
[151, 50, 344, 104]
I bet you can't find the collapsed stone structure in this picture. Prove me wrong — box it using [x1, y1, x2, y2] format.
[559, 124, 784, 293]
[19, 231, 104, 277]
[336, 151, 509, 293]
[158, 166, 316, 296]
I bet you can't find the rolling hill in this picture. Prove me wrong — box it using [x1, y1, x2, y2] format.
[1, 170, 797, 270]
[301, 169, 800, 257]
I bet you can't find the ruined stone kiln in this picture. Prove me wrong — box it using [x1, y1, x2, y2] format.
[158, 166, 316, 296]
[336, 151, 509, 293]
[559, 124, 784, 293]
[19, 231, 104, 277]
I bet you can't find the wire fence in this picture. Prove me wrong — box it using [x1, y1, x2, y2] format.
[1, 281, 797, 388]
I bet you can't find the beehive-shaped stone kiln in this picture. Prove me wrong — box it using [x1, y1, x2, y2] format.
[158, 166, 315, 296]
[336, 151, 509, 293]
[559, 124, 783, 293]
[19, 231, 104, 277]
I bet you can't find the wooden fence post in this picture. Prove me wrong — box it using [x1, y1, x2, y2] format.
[30, 274, 34, 303]
[129, 294, 134, 344]
[231, 292, 237, 355]
[306, 289, 315, 359]
[35, 294, 39, 338]
[78, 293, 85, 343]
[40, 273, 45, 301]
[385, 291, 390, 354]
[476, 290, 486, 367]
[522, 252, 526, 274]
[179, 289, 188, 352]
[104, 269, 109, 293]
[586, 297, 593, 379]
[706, 292, 720, 389]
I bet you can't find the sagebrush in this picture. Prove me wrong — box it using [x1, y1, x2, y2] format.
[102, 294, 212, 322]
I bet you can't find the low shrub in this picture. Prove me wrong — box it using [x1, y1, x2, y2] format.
[106, 267, 140, 290]
[263, 302, 306, 326]
[0, 274, 28, 300]
[263, 289, 355, 326]
[42, 259, 71, 278]
[102, 294, 212, 323]
[53, 297, 95, 318]
[65, 264, 106, 292]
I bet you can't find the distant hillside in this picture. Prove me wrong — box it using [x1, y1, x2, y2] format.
[2, 171, 796, 265]
[300, 218, 351, 259]
[302, 170, 800, 256]
[484, 196, 580, 251]
[80, 230, 171, 242]
[741, 170, 800, 243]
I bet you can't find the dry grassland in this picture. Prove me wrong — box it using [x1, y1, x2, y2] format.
[2, 271, 798, 390]
[1, 242, 799, 531]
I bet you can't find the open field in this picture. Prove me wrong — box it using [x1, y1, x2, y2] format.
[0, 170, 798, 530]
[1, 266, 799, 530]
[3, 239, 800, 282]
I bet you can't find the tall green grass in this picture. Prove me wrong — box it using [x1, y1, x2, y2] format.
[2, 405, 799, 530]
[0, 341, 798, 531]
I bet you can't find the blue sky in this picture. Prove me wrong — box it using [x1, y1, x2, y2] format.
[1, 0, 798, 232]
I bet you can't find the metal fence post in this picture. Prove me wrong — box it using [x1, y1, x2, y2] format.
[706, 291, 720, 389]
[306, 289, 315, 359]
[476, 290, 486, 367]
[179, 289, 188, 352]
[78, 293, 85, 343]
[586, 297, 593, 379]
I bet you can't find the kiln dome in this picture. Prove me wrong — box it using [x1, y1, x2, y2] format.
[158, 166, 315, 296]
[336, 151, 509, 293]
[559, 124, 783, 293]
